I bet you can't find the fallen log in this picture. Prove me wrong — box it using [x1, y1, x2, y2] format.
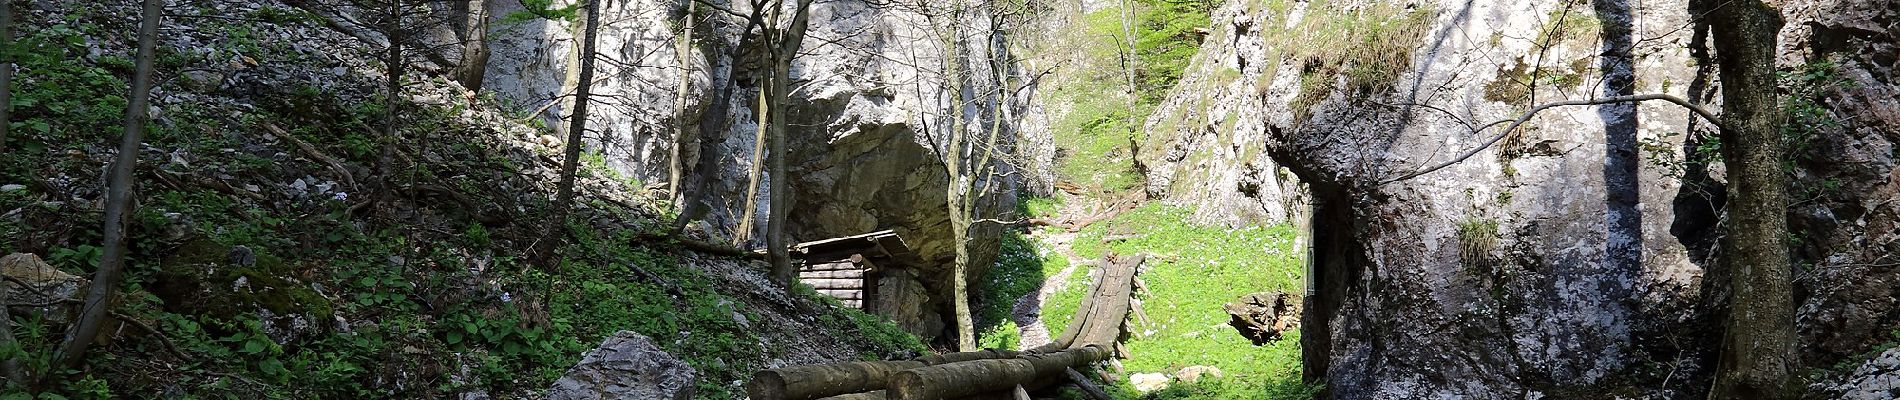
[887, 345, 1110, 400]
[1032, 253, 1140, 353]
[748, 349, 1020, 400]
[750, 361, 923, 400]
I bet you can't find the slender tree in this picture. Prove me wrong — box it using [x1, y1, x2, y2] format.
[766, 0, 819, 288]
[375, 0, 405, 208]
[0, 1, 20, 384]
[0, 0, 12, 152]
[52, 0, 164, 370]
[1708, 0, 1793, 398]
[536, 0, 602, 268]
[669, 0, 698, 219]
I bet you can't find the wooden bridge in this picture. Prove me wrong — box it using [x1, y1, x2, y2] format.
[748, 253, 1145, 400]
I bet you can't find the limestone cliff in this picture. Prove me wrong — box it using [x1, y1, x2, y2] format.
[1144, 0, 1898, 397]
[476, 0, 1054, 340]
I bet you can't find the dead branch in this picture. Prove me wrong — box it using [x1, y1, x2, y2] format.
[262, 123, 358, 189]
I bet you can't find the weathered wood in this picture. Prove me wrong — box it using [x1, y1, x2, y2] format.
[914, 349, 1019, 366]
[748, 350, 1023, 400]
[1033, 253, 1140, 353]
[1072, 254, 1138, 349]
[888, 345, 1110, 400]
[817, 391, 886, 400]
[803, 262, 868, 272]
[816, 289, 863, 300]
[803, 278, 867, 289]
[799, 270, 867, 279]
[1032, 265, 1104, 353]
[749, 360, 925, 400]
[1064, 367, 1113, 400]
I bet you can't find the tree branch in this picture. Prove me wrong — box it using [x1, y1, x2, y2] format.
[1380, 93, 1723, 185]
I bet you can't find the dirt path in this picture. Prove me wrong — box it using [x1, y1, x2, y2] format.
[1009, 196, 1096, 350]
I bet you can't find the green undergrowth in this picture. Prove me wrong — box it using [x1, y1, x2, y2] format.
[1046, 1, 1214, 198]
[1014, 203, 1313, 399]
[975, 199, 1075, 351]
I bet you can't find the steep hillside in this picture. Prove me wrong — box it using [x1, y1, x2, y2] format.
[0, 0, 921, 398]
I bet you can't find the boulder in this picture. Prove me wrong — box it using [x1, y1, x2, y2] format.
[1223, 291, 1301, 345]
[1174, 365, 1224, 384]
[2, 253, 87, 323]
[547, 331, 697, 400]
[1129, 372, 1170, 393]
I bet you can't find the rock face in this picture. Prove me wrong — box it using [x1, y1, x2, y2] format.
[478, 0, 1050, 340]
[1814, 347, 1900, 400]
[1147, 0, 1900, 397]
[547, 331, 698, 400]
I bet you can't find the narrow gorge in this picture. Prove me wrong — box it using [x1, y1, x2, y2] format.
[0, 0, 1895, 398]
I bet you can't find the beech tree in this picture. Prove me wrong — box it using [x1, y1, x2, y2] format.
[1707, 0, 1793, 398]
[52, 0, 164, 370]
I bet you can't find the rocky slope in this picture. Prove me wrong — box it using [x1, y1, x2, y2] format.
[475, 0, 1054, 340]
[1141, 0, 1898, 397]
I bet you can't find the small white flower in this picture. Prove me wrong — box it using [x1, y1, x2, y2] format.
[501, 292, 513, 302]
[332, 192, 349, 201]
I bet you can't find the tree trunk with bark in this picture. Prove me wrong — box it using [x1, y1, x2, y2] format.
[52, 0, 163, 370]
[536, 0, 602, 268]
[1708, 1, 1793, 399]
[669, 0, 697, 215]
[766, 0, 819, 289]
[453, 0, 489, 92]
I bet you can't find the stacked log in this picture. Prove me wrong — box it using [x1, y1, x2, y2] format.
[752, 253, 1144, 400]
[886, 345, 1110, 400]
[747, 350, 1020, 400]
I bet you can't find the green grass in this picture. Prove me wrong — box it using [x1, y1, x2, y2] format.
[1037, 204, 1315, 398]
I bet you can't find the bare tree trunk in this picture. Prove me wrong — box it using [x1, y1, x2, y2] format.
[53, 0, 163, 370]
[669, 0, 697, 219]
[766, 0, 819, 288]
[453, 0, 490, 92]
[536, 0, 602, 268]
[736, 85, 770, 246]
[934, 2, 979, 351]
[0, 0, 12, 153]
[373, 0, 405, 210]
[1708, 1, 1793, 399]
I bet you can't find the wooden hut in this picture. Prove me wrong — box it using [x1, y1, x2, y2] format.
[792, 230, 914, 312]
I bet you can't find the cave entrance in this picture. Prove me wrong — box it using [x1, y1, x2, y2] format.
[1300, 181, 1364, 393]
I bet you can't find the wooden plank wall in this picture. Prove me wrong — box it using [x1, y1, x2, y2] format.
[801, 260, 868, 309]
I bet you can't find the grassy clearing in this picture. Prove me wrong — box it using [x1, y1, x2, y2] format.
[1016, 203, 1313, 399]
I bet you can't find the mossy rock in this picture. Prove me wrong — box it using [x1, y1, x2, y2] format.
[152, 237, 334, 337]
